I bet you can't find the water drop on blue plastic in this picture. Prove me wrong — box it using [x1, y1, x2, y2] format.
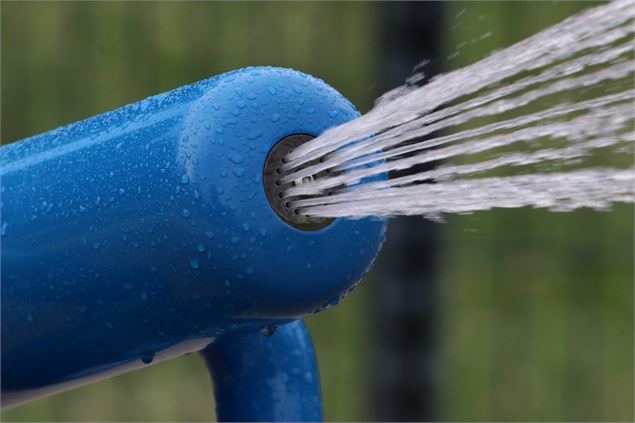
[228, 153, 243, 164]
[141, 349, 155, 364]
[261, 324, 277, 337]
[189, 257, 200, 269]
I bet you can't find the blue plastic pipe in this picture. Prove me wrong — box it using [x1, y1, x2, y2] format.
[202, 320, 322, 421]
[0, 67, 387, 415]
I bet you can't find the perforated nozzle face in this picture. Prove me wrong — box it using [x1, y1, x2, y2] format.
[263, 133, 334, 231]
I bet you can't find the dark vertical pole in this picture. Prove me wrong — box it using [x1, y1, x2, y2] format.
[371, 2, 445, 421]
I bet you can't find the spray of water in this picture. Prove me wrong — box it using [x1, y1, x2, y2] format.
[280, 0, 635, 220]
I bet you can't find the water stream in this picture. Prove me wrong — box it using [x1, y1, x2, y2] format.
[280, 0, 635, 219]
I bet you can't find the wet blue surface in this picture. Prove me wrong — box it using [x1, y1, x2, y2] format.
[203, 320, 322, 422]
[0, 67, 387, 407]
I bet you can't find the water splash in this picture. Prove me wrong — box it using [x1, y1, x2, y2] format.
[280, 0, 635, 219]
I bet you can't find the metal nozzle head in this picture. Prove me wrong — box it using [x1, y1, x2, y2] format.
[263, 133, 334, 231]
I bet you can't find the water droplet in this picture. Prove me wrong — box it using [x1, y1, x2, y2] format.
[105, 322, 115, 329]
[328, 110, 339, 118]
[328, 296, 341, 307]
[231, 236, 240, 244]
[92, 241, 101, 251]
[246, 266, 255, 276]
[79, 304, 88, 313]
[268, 86, 277, 95]
[118, 188, 125, 195]
[216, 186, 224, 194]
[261, 324, 277, 337]
[270, 113, 280, 122]
[247, 130, 262, 140]
[26, 313, 34, 322]
[233, 167, 245, 177]
[189, 257, 200, 269]
[304, 371, 314, 383]
[141, 349, 155, 364]
[123, 283, 134, 290]
[181, 174, 190, 184]
[228, 153, 243, 164]
[205, 231, 215, 239]
[224, 280, 231, 287]
[181, 209, 192, 218]
[258, 228, 267, 237]
[1, 222, 8, 237]
[242, 223, 250, 232]
[197, 242, 206, 252]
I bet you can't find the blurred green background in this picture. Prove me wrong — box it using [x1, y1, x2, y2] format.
[1, 1, 633, 421]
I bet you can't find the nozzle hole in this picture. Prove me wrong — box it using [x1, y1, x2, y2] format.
[263, 133, 335, 231]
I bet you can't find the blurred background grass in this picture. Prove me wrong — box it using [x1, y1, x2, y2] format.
[1, 1, 633, 421]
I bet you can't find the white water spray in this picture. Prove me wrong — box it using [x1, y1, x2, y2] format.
[280, 0, 635, 220]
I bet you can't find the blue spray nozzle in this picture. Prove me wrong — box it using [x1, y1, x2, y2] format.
[0, 66, 387, 407]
